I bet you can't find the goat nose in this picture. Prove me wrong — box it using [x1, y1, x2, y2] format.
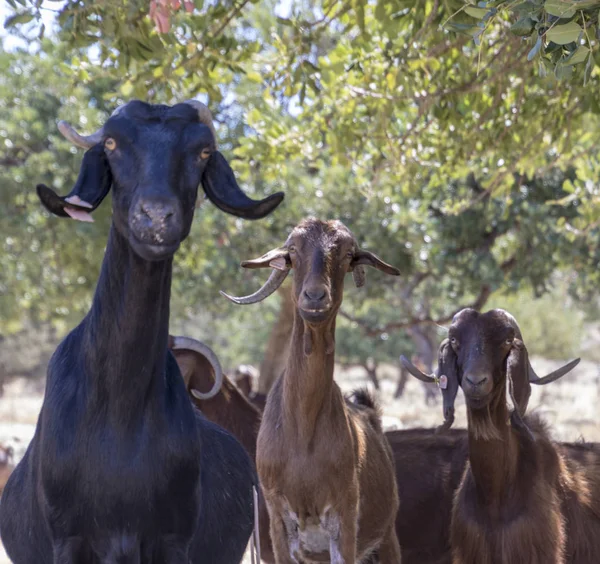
[139, 200, 175, 223]
[465, 374, 488, 388]
[304, 287, 327, 301]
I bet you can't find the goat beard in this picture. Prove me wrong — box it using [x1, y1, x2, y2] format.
[466, 391, 504, 442]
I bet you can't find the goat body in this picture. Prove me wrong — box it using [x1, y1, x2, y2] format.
[220, 219, 402, 563]
[415, 308, 600, 564]
[0, 100, 283, 563]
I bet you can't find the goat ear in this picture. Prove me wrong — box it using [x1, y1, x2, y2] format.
[437, 339, 460, 432]
[36, 144, 112, 223]
[350, 250, 400, 287]
[506, 339, 531, 415]
[201, 151, 284, 220]
[240, 247, 290, 270]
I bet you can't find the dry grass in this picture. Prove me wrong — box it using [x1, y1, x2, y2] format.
[0, 356, 598, 563]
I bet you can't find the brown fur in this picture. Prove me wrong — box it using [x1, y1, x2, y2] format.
[253, 219, 401, 563]
[0, 444, 15, 494]
[444, 309, 600, 564]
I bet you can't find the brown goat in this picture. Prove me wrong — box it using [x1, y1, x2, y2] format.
[403, 308, 600, 564]
[222, 218, 401, 563]
[0, 444, 15, 494]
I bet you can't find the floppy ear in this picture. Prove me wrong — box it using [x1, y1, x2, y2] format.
[350, 250, 400, 287]
[36, 144, 112, 223]
[506, 339, 531, 415]
[201, 151, 284, 220]
[436, 339, 460, 433]
[506, 339, 536, 441]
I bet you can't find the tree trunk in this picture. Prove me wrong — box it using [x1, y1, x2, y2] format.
[258, 283, 294, 394]
[363, 358, 380, 390]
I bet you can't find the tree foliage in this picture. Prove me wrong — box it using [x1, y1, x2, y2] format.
[2, 0, 600, 371]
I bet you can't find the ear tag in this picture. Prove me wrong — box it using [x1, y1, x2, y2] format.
[438, 374, 448, 390]
[269, 257, 288, 271]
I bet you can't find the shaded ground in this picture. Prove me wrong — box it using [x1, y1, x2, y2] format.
[0, 356, 598, 563]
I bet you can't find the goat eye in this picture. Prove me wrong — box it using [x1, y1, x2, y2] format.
[505, 337, 514, 345]
[288, 246, 296, 254]
[450, 337, 458, 346]
[104, 138, 117, 151]
[200, 148, 212, 160]
[346, 251, 354, 259]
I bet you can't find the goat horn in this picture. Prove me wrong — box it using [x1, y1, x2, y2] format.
[185, 99, 218, 149]
[528, 357, 580, 385]
[57, 104, 128, 149]
[400, 355, 437, 383]
[170, 336, 224, 400]
[220, 268, 289, 305]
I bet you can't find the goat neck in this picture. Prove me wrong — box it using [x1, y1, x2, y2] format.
[82, 226, 172, 417]
[282, 311, 337, 444]
[466, 382, 520, 512]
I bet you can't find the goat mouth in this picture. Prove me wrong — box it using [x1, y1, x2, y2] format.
[130, 234, 181, 261]
[465, 395, 490, 409]
[299, 307, 331, 323]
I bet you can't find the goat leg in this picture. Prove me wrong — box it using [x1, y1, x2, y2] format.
[376, 524, 402, 564]
[327, 503, 358, 564]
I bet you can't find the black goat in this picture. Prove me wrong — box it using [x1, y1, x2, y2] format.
[402, 308, 600, 564]
[0, 100, 283, 563]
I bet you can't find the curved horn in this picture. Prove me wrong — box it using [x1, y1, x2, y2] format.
[57, 104, 128, 149]
[58, 121, 104, 149]
[185, 99, 218, 148]
[220, 268, 289, 305]
[528, 357, 580, 385]
[170, 336, 224, 399]
[400, 355, 437, 383]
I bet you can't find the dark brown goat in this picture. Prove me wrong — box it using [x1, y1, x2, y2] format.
[403, 308, 600, 564]
[222, 219, 402, 562]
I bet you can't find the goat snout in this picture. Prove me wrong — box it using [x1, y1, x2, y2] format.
[465, 374, 488, 388]
[462, 371, 493, 403]
[131, 198, 181, 247]
[304, 287, 327, 302]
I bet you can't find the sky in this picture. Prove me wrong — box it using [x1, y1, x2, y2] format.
[0, 1, 61, 51]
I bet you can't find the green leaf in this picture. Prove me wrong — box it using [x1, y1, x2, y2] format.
[544, 0, 576, 18]
[465, 7, 489, 19]
[554, 61, 574, 79]
[584, 52, 594, 85]
[511, 16, 535, 36]
[528, 36, 542, 60]
[546, 21, 582, 45]
[4, 10, 34, 28]
[120, 80, 134, 97]
[564, 45, 589, 65]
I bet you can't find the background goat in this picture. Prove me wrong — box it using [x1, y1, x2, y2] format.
[403, 308, 600, 564]
[0, 100, 283, 563]
[222, 218, 401, 563]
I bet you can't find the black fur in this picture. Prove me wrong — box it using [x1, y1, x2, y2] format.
[0, 101, 282, 563]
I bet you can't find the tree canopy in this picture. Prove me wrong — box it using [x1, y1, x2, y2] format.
[2, 0, 599, 371]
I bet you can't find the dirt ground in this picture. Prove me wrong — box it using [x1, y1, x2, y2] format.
[0, 356, 598, 563]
